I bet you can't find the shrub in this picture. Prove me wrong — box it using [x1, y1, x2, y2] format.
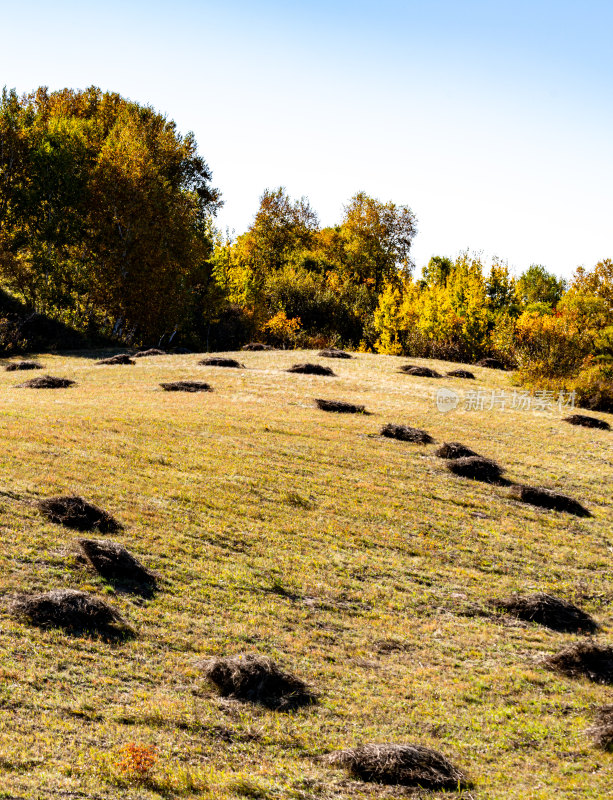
[262, 310, 301, 347]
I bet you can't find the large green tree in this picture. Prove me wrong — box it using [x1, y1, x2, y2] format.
[0, 86, 220, 341]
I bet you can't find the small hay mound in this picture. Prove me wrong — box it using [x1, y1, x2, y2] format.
[160, 381, 212, 392]
[315, 398, 366, 414]
[446, 368, 475, 379]
[381, 423, 433, 443]
[399, 365, 441, 378]
[445, 456, 504, 483]
[493, 593, 598, 633]
[37, 495, 121, 532]
[203, 653, 316, 710]
[435, 442, 480, 459]
[327, 744, 468, 789]
[199, 357, 244, 368]
[509, 484, 590, 517]
[564, 414, 610, 431]
[589, 706, 613, 750]
[5, 360, 43, 372]
[318, 348, 352, 359]
[133, 348, 165, 358]
[96, 354, 135, 365]
[18, 375, 75, 389]
[242, 342, 272, 351]
[287, 363, 335, 376]
[77, 539, 155, 585]
[10, 589, 131, 636]
[476, 357, 506, 370]
[545, 641, 613, 684]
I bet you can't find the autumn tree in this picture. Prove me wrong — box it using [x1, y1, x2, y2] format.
[572, 258, 613, 311]
[338, 192, 417, 294]
[0, 86, 220, 341]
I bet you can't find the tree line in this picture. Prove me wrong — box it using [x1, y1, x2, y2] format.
[1, 87, 611, 410]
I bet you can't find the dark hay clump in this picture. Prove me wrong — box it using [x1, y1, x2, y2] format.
[327, 744, 468, 790]
[287, 363, 335, 376]
[242, 342, 272, 351]
[476, 357, 506, 370]
[399, 365, 442, 378]
[564, 414, 610, 431]
[315, 398, 366, 414]
[381, 423, 433, 444]
[545, 641, 613, 684]
[589, 706, 613, 750]
[18, 375, 75, 389]
[133, 348, 166, 358]
[446, 368, 475, 379]
[5, 360, 43, 372]
[492, 593, 599, 634]
[77, 538, 156, 587]
[203, 652, 317, 710]
[318, 348, 352, 359]
[160, 381, 213, 392]
[198, 357, 244, 368]
[435, 442, 480, 459]
[37, 495, 122, 533]
[96, 354, 135, 365]
[509, 484, 590, 517]
[9, 589, 132, 637]
[445, 456, 505, 483]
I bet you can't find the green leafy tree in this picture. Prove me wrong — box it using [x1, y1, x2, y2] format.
[338, 191, 417, 294]
[515, 264, 566, 309]
[422, 255, 453, 286]
[0, 86, 220, 341]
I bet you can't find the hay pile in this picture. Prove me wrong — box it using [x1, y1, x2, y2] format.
[5, 360, 43, 371]
[327, 744, 468, 789]
[203, 653, 316, 710]
[476, 357, 506, 369]
[315, 398, 366, 414]
[545, 642, 613, 684]
[10, 589, 132, 636]
[446, 368, 475, 379]
[435, 442, 480, 459]
[37, 495, 121, 532]
[399, 365, 441, 378]
[242, 342, 272, 351]
[17, 375, 75, 389]
[199, 357, 244, 368]
[96, 354, 135, 365]
[564, 414, 610, 431]
[133, 348, 166, 358]
[287, 363, 335, 376]
[381, 423, 433, 443]
[318, 348, 352, 359]
[509, 485, 590, 517]
[77, 539, 156, 586]
[160, 381, 212, 392]
[445, 456, 504, 483]
[589, 706, 613, 750]
[493, 593, 598, 633]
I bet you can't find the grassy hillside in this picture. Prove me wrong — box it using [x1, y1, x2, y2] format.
[0, 349, 611, 799]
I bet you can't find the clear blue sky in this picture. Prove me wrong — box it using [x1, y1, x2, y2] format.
[2, 0, 611, 277]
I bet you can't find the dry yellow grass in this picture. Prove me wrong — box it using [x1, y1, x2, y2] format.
[0, 349, 611, 799]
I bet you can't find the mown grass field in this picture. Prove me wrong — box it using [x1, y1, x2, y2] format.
[0, 349, 612, 800]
